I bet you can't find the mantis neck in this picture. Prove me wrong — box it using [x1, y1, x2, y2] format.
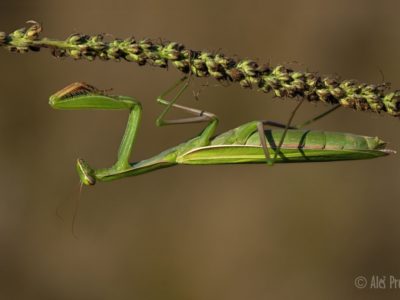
[94, 146, 180, 182]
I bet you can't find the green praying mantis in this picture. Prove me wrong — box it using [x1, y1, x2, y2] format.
[49, 78, 395, 186]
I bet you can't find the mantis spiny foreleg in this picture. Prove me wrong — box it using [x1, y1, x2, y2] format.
[49, 82, 143, 185]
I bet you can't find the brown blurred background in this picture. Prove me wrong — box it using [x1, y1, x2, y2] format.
[1, 0, 400, 299]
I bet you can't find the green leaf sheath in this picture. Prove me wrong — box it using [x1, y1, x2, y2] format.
[1, 21, 400, 117]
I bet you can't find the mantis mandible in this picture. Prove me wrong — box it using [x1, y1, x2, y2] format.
[49, 80, 394, 186]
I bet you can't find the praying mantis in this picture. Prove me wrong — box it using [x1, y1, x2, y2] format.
[49, 78, 394, 186]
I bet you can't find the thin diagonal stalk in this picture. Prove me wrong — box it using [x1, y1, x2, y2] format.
[1, 21, 399, 117]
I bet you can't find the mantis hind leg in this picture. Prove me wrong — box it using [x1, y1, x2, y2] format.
[258, 102, 341, 165]
[261, 104, 341, 130]
[257, 98, 305, 165]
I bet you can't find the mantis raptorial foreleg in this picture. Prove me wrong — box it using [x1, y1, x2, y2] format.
[50, 82, 144, 185]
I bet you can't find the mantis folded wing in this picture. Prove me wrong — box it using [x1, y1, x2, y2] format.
[49, 82, 395, 186]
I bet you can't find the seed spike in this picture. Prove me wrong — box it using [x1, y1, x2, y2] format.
[1, 21, 400, 117]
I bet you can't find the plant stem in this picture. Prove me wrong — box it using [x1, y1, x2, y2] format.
[1, 21, 399, 117]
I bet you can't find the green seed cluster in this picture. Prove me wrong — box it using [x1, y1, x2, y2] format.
[1, 21, 399, 117]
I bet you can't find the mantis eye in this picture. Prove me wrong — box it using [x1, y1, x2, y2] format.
[76, 158, 96, 186]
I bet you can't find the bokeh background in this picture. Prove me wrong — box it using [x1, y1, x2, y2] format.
[1, 1, 400, 299]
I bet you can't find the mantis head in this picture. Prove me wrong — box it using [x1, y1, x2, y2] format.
[76, 159, 96, 186]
